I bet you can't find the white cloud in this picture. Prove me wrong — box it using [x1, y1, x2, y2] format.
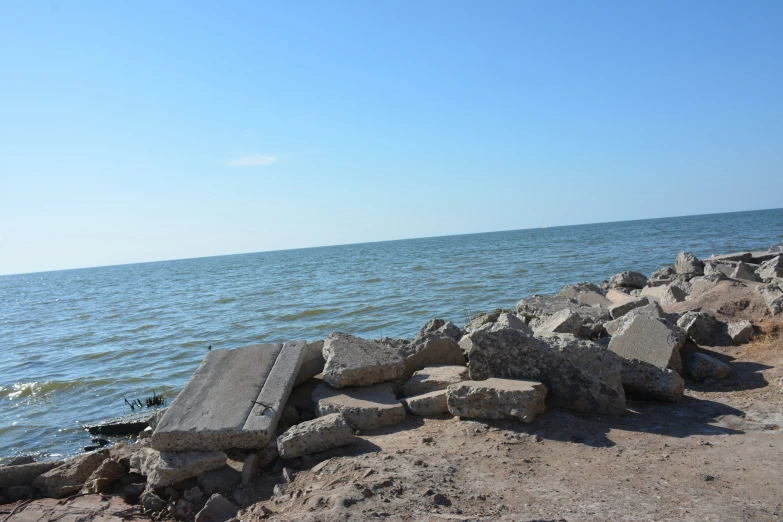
[228, 154, 278, 167]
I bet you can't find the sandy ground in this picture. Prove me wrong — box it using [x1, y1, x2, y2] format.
[236, 320, 783, 522]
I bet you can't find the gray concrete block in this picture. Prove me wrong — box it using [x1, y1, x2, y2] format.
[313, 382, 406, 431]
[446, 379, 547, 422]
[277, 413, 355, 459]
[401, 390, 449, 416]
[322, 333, 405, 388]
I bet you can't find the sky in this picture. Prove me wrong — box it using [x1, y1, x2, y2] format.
[1, 1, 782, 275]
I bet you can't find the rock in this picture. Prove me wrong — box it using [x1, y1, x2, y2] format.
[3, 484, 32, 502]
[757, 283, 783, 315]
[401, 390, 449, 416]
[704, 261, 735, 278]
[403, 365, 468, 397]
[688, 273, 729, 299]
[516, 295, 610, 339]
[609, 271, 648, 289]
[198, 466, 241, 497]
[770, 242, 783, 253]
[119, 482, 146, 504]
[677, 311, 724, 345]
[141, 488, 168, 511]
[605, 288, 632, 302]
[277, 413, 355, 459]
[675, 252, 705, 278]
[608, 296, 649, 319]
[130, 448, 227, 488]
[281, 405, 300, 427]
[0, 459, 63, 488]
[532, 309, 582, 335]
[322, 333, 405, 388]
[81, 458, 126, 494]
[5, 456, 35, 467]
[195, 493, 238, 522]
[608, 315, 684, 374]
[241, 454, 259, 485]
[402, 335, 466, 381]
[464, 309, 505, 334]
[152, 341, 308, 451]
[727, 320, 754, 344]
[604, 301, 665, 336]
[559, 283, 612, 307]
[32, 450, 108, 498]
[294, 340, 326, 387]
[416, 318, 462, 341]
[685, 353, 732, 381]
[256, 441, 279, 468]
[756, 255, 783, 282]
[620, 359, 685, 402]
[464, 327, 626, 415]
[649, 266, 676, 286]
[707, 252, 754, 263]
[660, 284, 688, 306]
[83, 409, 161, 437]
[731, 261, 760, 282]
[495, 312, 533, 332]
[313, 382, 407, 431]
[446, 379, 547, 422]
[664, 280, 770, 323]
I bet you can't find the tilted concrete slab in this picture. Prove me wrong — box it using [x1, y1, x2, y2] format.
[151, 341, 307, 451]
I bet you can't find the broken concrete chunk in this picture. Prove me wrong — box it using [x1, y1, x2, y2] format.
[195, 493, 238, 522]
[704, 261, 734, 278]
[608, 296, 649, 320]
[685, 353, 731, 381]
[198, 465, 241, 497]
[294, 340, 325, 387]
[756, 255, 783, 282]
[152, 341, 307, 451]
[731, 261, 760, 282]
[416, 318, 462, 342]
[130, 449, 227, 488]
[401, 390, 449, 416]
[620, 360, 685, 403]
[756, 283, 783, 315]
[533, 309, 582, 335]
[313, 382, 406, 431]
[0, 459, 63, 488]
[675, 252, 705, 278]
[32, 450, 109, 498]
[446, 379, 547, 422]
[604, 302, 665, 336]
[516, 295, 609, 339]
[81, 458, 126, 494]
[608, 315, 684, 374]
[465, 327, 625, 415]
[677, 311, 724, 346]
[277, 413, 355, 459]
[322, 333, 405, 388]
[402, 335, 466, 381]
[559, 283, 612, 307]
[727, 320, 754, 344]
[660, 284, 688, 306]
[609, 271, 648, 289]
[688, 273, 729, 299]
[495, 312, 533, 333]
[403, 365, 469, 397]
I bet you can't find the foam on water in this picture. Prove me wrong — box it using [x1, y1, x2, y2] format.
[1, 209, 782, 460]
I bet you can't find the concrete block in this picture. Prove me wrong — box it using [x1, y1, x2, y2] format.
[277, 413, 355, 459]
[446, 379, 547, 422]
[313, 382, 406, 431]
[403, 365, 468, 397]
[401, 390, 449, 416]
[322, 333, 405, 388]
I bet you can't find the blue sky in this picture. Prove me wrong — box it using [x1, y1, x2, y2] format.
[1, 1, 781, 275]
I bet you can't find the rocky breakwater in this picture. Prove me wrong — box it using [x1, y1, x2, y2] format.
[2, 243, 782, 522]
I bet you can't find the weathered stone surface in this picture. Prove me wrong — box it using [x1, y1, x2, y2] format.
[313, 382, 406, 431]
[704, 261, 735, 278]
[706, 252, 753, 263]
[152, 341, 307, 451]
[198, 466, 241, 497]
[685, 353, 732, 381]
[516, 295, 610, 339]
[756, 255, 783, 282]
[83, 410, 160, 437]
[559, 283, 612, 307]
[495, 312, 533, 333]
[195, 493, 238, 522]
[604, 302, 665, 336]
[756, 283, 783, 315]
[403, 365, 468, 397]
[620, 360, 685, 402]
[660, 284, 688, 306]
[640, 285, 665, 303]
[727, 320, 754, 344]
[446, 379, 547, 422]
[416, 318, 462, 342]
[608, 315, 684, 374]
[322, 333, 405, 388]
[0, 459, 63, 488]
[605, 288, 632, 302]
[464, 310, 506, 333]
[5, 456, 35, 466]
[609, 271, 648, 289]
[401, 390, 449, 416]
[81, 458, 126, 494]
[608, 296, 649, 319]
[464, 327, 626, 415]
[241, 454, 259, 485]
[294, 340, 325, 387]
[689, 273, 729, 299]
[533, 309, 582, 335]
[675, 252, 705, 278]
[730, 261, 760, 282]
[277, 413, 355, 459]
[32, 450, 109, 498]
[7, 495, 147, 521]
[649, 266, 676, 286]
[402, 335, 466, 381]
[677, 311, 724, 345]
[130, 448, 227, 488]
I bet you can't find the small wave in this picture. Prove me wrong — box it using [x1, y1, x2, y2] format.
[279, 308, 339, 321]
[343, 305, 380, 317]
[214, 297, 237, 304]
[364, 277, 382, 283]
[412, 265, 426, 271]
[130, 324, 156, 332]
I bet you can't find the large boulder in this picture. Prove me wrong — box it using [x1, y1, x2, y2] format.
[130, 449, 227, 488]
[756, 256, 783, 282]
[32, 450, 109, 498]
[463, 327, 626, 415]
[152, 341, 307, 451]
[609, 271, 648, 289]
[675, 252, 705, 278]
[446, 379, 548, 422]
[0, 460, 63, 488]
[322, 333, 405, 388]
[516, 295, 610, 339]
[313, 382, 406, 431]
[608, 315, 684, 374]
[277, 413, 355, 459]
[684, 352, 732, 381]
[403, 365, 468, 397]
[677, 311, 725, 345]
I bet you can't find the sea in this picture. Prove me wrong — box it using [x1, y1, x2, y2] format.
[1, 208, 782, 461]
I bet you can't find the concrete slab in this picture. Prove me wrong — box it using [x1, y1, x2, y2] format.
[277, 413, 355, 459]
[403, 365, 468, 397]
[322, 333, 405, 388]
[313, 382, 406, 431]
[401, 390, 449, 416]
[151, 341, 307, 451]
[608, 316, 683, 372]
[446, 379, 547, 422]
